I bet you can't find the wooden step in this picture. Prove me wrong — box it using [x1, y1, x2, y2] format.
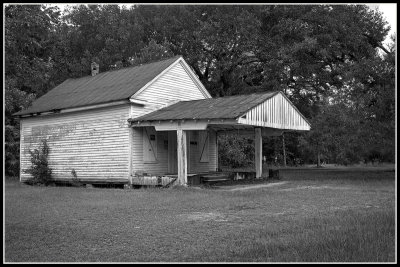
[201, 174, 230, 183]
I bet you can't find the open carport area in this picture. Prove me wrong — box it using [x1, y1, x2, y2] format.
[5, 166, 395, 263]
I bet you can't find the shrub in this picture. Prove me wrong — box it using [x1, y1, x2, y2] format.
[218, 134, 254, 168]
[5, 125, 20, 177]
[24, 139, 53, 185]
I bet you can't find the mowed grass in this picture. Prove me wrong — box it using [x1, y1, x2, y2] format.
[5, 168, 396, 262]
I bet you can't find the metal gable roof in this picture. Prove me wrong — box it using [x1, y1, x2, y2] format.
[129, 91, 280, 122]
[13, 55, 182, 116]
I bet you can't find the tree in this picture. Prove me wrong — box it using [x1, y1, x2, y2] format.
[5, 4, 61, 96]
[54, 4, 144, 77]
[134, 5, 263, 97]
[255, 5, 390, 115]
[5, 4, 61, 176]
[128, 39, 175, 66]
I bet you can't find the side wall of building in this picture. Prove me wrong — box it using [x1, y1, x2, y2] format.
[20, 104, 131, 183]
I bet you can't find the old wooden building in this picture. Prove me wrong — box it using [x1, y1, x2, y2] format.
[14, 56, 311, 186]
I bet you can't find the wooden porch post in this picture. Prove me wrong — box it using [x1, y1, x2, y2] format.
[177, 129, 187, 185]
[255, 127, 262, 178]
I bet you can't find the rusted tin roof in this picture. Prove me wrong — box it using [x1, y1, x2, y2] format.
[14, 56, 181, 116]
[129, 91, 279, 122]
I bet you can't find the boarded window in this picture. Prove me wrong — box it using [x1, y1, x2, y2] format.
[143, 127, 157, 162]
[198, 130, 209, 162]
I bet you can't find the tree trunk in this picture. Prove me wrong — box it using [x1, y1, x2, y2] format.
[317, 150, 321, 167]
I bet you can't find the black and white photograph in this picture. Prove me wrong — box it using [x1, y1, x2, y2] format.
[3, 2, 396, 263]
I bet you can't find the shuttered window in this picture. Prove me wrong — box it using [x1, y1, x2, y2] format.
[199, 130, 209, 162]
[143, 127, 157, 162]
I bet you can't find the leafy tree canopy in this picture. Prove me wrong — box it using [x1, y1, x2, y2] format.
[4, 4, 395, 176]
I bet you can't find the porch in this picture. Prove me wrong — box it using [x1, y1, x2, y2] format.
[127, 92, 311, 186]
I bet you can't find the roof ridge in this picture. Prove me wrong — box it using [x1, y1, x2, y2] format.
[172, 91, 279, 104]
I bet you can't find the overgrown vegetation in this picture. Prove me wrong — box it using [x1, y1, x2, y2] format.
[218, 134, 255, 168]
[24, 139, 53, 185]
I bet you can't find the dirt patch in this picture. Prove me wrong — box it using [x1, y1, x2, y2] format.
[330, 204, 381, 211]
[183, 212, 230, 222]
[218, 181, 288, 191]
[278, 185, 352, 192]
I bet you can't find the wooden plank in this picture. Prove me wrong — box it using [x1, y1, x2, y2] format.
[128, 112, 134, 184]
[177, 129, 187, 185]
[154, 121, 208, 131]
[255, 127, 262, 178]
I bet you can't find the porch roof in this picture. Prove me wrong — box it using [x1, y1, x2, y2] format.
[128, 91, 311, 131]
[129, 92, 279, 122]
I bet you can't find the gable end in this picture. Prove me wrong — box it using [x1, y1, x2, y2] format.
[131, 57, 211, 103]
[237, 92, 311, 131]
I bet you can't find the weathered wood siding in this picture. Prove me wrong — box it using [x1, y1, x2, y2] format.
[20, 104, 131, 182]
[238, 92, 311, 130]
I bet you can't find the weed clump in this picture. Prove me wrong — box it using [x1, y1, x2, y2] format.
[70, 169, 83, 187]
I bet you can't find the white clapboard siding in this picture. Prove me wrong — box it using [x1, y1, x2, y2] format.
[20, 104, 131, 182]
[237, 92, 311, 130]
[133, 61, 208, 106]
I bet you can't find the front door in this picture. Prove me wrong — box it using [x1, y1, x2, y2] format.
[168, 131, 178, 174]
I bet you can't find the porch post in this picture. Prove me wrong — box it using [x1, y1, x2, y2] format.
[255, 127, 262, 178]
[177, 129, 187, 185]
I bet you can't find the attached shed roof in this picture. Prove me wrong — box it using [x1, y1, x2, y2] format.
[130, 92, 279, 122]
[130, 91, 311, 131]
[14, 56, 182, 116]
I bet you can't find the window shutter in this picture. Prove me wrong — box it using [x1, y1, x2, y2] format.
[199, 130, 209, 162]
[143, 127, 157, 162]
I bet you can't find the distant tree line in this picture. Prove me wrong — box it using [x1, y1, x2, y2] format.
[5, 4, 395, 175]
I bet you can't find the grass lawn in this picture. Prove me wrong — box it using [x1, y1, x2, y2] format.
[4, 167, 396, 263]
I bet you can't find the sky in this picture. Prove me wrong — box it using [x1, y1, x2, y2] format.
[49, 3, 396, 45]
[367, 4, 396, 46]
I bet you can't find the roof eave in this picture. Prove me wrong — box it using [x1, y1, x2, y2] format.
[14, 99, 131, 117]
